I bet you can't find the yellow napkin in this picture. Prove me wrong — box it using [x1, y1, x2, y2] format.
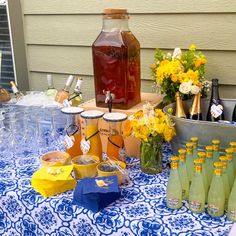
[31, 165, 76, 197]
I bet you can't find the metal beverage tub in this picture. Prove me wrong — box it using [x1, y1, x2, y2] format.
[163, 98, 236, 154]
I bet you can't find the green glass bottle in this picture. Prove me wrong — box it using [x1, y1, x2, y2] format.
[229, 142, 236, 175]
[197, 152, 209, 199]
[166, 156, 182, 210]
[207, 162, 225, 217]
[186, 142, 194, 183]
[227, 178, 236, 221]
[205, 146, 214, 185]
[191, 137, 199, 161]
[212, 139, 220, 163]
[220, 161, 230, 209]
[178, 149, 189, 200]
[225, 149, 235, 190]
[189, 160, 206, 213]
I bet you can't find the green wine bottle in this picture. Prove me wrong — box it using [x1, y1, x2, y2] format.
[186, 142, 194, 183]
[221, 161, 230, 209]
[229, 142, 236, 175]
[212, 139, 221, 163]
[178, 149, 189, 200]
[227, 178, 236, 221]
[191, 137, 199, 161]
[189, 160, 206, 213]
[207, 162, 225, 217]
[166, 156, 182, 210]
[225, 149, 235, 190]
[205, 146, 214, 185]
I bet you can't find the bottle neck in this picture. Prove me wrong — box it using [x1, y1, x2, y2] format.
[175, 92, 186, 118]
[190, 92, 201, 115]
[211, 84, 220, 102]
[47, 76, 55, 89]
[102, 18, 129, 32]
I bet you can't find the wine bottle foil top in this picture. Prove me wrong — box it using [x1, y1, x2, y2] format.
[212, 78, 219, 86]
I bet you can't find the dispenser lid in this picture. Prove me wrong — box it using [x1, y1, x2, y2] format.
[103, 112, 127, 122]
[61, 107, 84, 114]
[80, 110, 104, 119]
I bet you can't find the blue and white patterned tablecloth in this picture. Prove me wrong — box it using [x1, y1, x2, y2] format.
[0, 144, 234, 236]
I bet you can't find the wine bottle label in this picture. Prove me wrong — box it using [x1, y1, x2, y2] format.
[210, 104, 223, 118]
[189, 201, 202, 211]
[80, 139, 90, 154]
[208, 204, 220, 215]
[64, 135, 74, 149]
[167, 198, 180, 207]
[63, 99, 71, 108]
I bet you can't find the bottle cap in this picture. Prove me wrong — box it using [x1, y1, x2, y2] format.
[221, 162, 227, 169]
[190, 137, 198, 142]
[197, 152, 206, 157]
[170, 156, 179, 162]
[225, 148, 233, 153]
[194, 159, 202, 165]
[178, 149, 186, 154]
[212, 139, 220, 145]
[186, 142, 193, 148]
[214, 162, 223, 168]
[219, 156, 227, 162]
[214, 168, 222, 175]
[230, 142, 236, 147]
[198, 157, 205, 164]
[205, 146, 213, 151]
[212, 78, 219, 86]
[226, 153, 233, 161]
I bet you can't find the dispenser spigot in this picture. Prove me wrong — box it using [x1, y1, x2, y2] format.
[103, 90, 115, 113]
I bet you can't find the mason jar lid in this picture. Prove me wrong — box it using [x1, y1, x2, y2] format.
[103, 112, 127, 122]
[80, 110, 104, 119]
[61, 107, 84, 114]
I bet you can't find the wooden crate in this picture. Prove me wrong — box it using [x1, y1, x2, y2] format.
[80, 93, 163, 157]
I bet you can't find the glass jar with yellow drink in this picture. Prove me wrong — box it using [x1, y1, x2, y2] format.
[103, 112, 127, 162]
[61, 107, 84, 158]
[80, 110, 104, 161]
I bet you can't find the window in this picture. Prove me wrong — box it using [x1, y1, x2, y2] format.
[0, 0, 15, 91]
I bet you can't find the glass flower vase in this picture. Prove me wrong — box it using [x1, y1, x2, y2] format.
[140, 135, 163, 174]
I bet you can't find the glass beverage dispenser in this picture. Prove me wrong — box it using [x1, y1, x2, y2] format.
[92, 9, 141, 110]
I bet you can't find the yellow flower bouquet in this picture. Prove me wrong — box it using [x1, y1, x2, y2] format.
[124, 103, 175, 174]
[151, 44, 209, 104]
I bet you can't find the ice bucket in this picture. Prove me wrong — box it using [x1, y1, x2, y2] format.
[163, 98, 236, 154]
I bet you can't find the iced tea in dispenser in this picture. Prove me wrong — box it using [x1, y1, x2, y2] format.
[92, 9, 141, 110]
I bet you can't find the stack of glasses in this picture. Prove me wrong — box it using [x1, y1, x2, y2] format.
[166, 137, 236, 221]
[0, 104, 71, 158]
